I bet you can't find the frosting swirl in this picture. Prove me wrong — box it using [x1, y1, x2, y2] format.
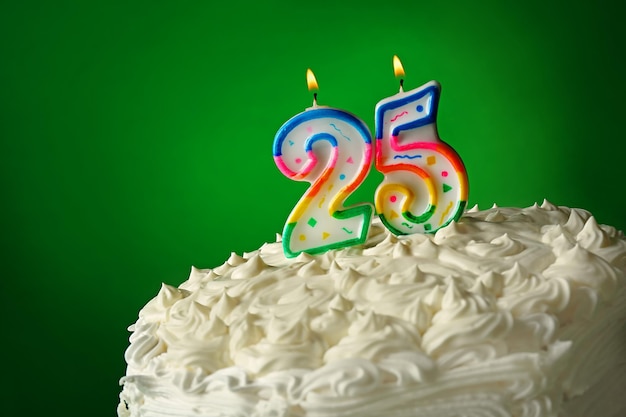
[119, 202, 626, 417]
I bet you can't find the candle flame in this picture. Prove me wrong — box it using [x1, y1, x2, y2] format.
[393, 55, 405, 78]
[306, 69, 319, 91]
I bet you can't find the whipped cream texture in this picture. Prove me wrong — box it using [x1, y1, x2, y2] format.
[118, 202, 626, 417]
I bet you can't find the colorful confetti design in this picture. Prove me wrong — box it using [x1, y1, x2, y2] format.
[273, 108, 373, 258]
[374, 80, 468, 235]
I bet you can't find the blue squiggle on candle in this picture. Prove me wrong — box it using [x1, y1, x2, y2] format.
[394, 154, 422, 159]
[330, 123, 351, 141]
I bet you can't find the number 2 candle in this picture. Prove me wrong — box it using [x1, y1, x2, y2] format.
[374, 56, 468, 235]
[273, 70, 373, 258]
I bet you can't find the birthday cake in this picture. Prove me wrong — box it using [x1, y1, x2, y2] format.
[117, 201, 626, 417]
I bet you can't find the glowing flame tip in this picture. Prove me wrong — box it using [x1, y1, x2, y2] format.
[306, 68, 319, 91]
[393, 55, 405, 78]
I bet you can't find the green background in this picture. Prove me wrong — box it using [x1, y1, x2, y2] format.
[1, 1, 624, 415]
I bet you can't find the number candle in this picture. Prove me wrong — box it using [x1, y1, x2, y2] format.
[374, 56, 468, 235]
[273, 69, 373, 258]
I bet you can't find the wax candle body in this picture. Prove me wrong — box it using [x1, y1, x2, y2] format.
[274, 107, 373, 257]
[374, 81, 468, 235]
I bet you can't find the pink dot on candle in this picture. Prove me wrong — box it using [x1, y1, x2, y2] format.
[390, 195, 397, 203]
[295, 158, 302, 164]
[442, 170, 448, 177]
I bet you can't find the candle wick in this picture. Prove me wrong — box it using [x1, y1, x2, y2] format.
[399, 79, 404, 93]
[313, 92, 318, 107]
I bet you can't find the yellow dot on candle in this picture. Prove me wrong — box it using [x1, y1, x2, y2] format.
[427, 155, 436, 165]
[299, 234, 306, 241]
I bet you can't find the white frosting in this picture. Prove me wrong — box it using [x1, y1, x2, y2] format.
[118, 202, 626, 417]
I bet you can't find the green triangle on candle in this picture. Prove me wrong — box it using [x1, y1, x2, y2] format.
[443, 183, 452, 193]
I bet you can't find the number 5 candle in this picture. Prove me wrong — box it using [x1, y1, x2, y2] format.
[374, 56, 468, 235]
[273, 70, 373, 258]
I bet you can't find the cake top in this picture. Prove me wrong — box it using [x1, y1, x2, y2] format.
[126, 201, 624, 372]
[120, 201, 626, 417]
